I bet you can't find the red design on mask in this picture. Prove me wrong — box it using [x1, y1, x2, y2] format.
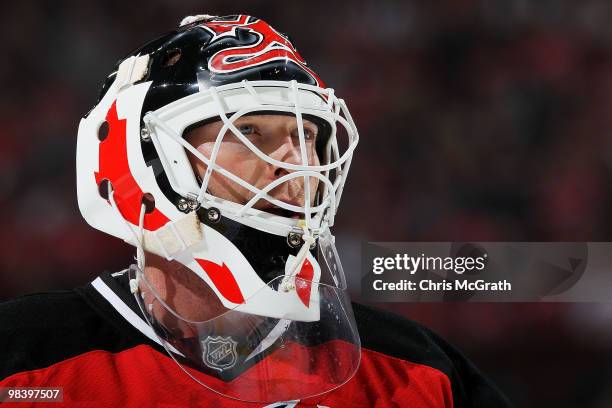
[95, 102, 169, 231]
[202, 15, 325, 87]
[196, 259, 245, 304]
[296, 258, 314, 307]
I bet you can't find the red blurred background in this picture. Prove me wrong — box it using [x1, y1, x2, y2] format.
[3, 1, 612, 406]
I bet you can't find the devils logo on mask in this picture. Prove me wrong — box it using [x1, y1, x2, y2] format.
[198, 15, 324, 86]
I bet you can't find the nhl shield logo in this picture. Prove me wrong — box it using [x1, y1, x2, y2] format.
[202, 336, 238, 371]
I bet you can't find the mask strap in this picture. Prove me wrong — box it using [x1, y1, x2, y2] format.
[106, 185, 147, 293]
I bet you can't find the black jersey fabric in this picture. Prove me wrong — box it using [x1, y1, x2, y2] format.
[0, 270, 512, 407]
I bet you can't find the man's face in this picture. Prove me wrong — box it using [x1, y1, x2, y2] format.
[185, 114, 321, 218]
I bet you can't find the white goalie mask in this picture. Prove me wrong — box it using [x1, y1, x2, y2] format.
[76, 14, 360, 403]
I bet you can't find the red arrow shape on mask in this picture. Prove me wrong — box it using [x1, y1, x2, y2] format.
[196, 259, 245, 304]
[295, 258, 314, 307]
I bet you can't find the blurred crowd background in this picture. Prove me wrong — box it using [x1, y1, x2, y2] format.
[3, 1, 612, 406]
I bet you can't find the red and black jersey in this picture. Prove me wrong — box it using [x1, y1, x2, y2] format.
[0, 270, 512, 407]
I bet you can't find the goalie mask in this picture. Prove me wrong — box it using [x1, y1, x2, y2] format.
[76, 14, 360, 403]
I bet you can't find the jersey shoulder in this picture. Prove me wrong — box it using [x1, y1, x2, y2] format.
[0, 288, 142, 380]
[353, 302, 455, 366]
[352, 302, 513, 408]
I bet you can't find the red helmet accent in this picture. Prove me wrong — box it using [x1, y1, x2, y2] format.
[94, 102, 170, 231]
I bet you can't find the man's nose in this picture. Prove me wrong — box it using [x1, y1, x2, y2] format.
[268, 132, 306, 177]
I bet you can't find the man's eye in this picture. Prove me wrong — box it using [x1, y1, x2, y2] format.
[237, 124, 255, 135]
[303, 128, 317, 141]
